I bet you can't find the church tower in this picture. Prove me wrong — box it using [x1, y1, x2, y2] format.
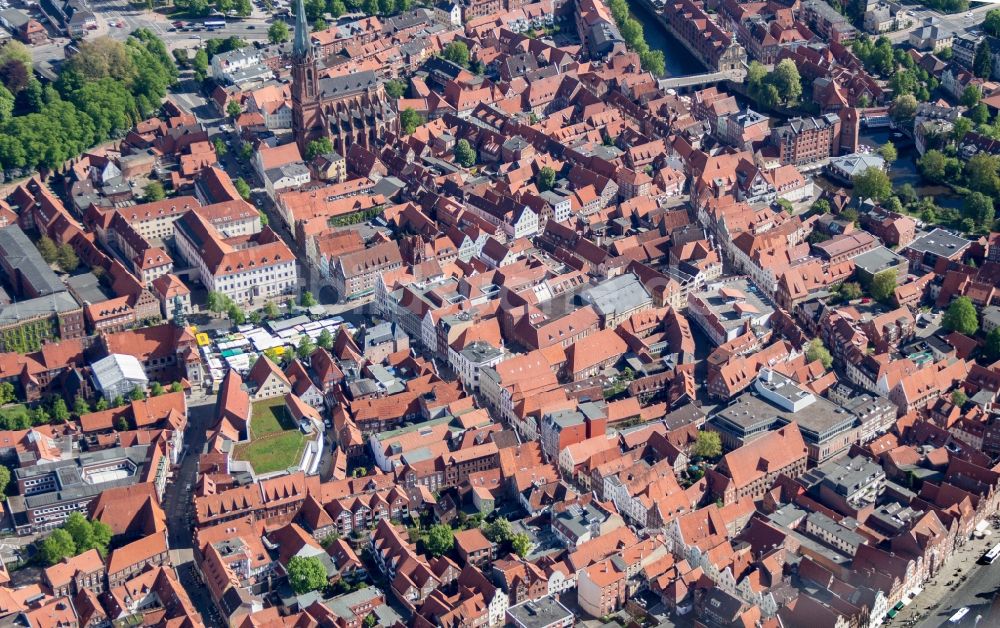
[291, 0, 322, 154]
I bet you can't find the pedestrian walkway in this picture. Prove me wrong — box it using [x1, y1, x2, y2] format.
[893, 532, 998, 625]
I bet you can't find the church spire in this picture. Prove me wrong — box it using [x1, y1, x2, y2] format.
[293, 0, 310, 59]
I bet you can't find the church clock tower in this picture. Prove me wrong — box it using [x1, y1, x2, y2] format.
[291, 0, 322, 154]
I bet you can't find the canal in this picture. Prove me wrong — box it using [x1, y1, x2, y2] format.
[628, 0, 706, 77]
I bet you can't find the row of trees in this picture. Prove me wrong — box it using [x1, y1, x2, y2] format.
[36, 236, 79, 274]
[608, 0, 666, 76]
[0, 31, 176, 172]
[173, 0, 251, 17]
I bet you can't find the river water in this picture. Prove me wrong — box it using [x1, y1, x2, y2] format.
[628, 0, 706, 77]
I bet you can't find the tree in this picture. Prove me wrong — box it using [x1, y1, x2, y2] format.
[771, 59, 802, 105]
[0, 59, 29, 94]
[890, 94, 918, 123]
[897, 183, 918, 207]
[297, 335, 316, 360]
[777, 198, 794, 214]
[852, 167, 892, 202]
[400, 107, 423, 134]
[51, 398, 69, 423]
[300, 291, 318, 307]
[878, 142, 897, 164]
[234, 178, 251, 200]
[268, 20, 290, 44]
[385, 79, 406, 99]
[535, 166, 556, 192]
[426, 524, 454, 557]
[129, 386, 145, 401]
[0, 41, 32, 74]
[454, 139, 476, 167]
[871, 269, 898, 304]
[228, 304, 245, 325]
[287, 555, 328, 594]
[170, 382, 183, 393]
[692, 431, 722, 459]
[206, 291, 227, 314]
[239, 142, 253, 162]
[363, 614, 377, 628]
[40, 529, 75, 565]
[511, 533, 531, 557]
[811, 198, 831, 214]
[987, 8, 1000, 37]
[193, 48, 209, 81]
[227, 99, 242, 118]
[113, 396, 126, 409]
[954, 117, 974, 143]
[442, 41, 469, 67]
[37, 236, 58, 264]
[95, 397, 109, 411]
[317, 329, 333, 349]
[805, 338, 833, 370]
[0, 382, 14, 405]
[966, 153, 1000, 196]
[952, 390, 968, 406]
[484, 518, 513, 543]
[213, 138, 227, 157]
[56, 244, 79, 274]
[976, 40, 994, 79]
[264, 301, 280, 319]
[942, 296, 979, 335]
[985, 327, 1000, 361]
[306, 137, 333, 160]
[839, 282, 863, 301]
[144, 180, 165, 201]
[0, 465, 8, 500]
[64, 512, 96, 553]
[972, 103, 990, 126]
[965, 191, 995, 227]
[150, 381, 164, 397]
[961, 85, 982, 108]
[72, 396, 89, 417]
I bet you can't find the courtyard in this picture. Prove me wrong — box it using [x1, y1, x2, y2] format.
[231, 396, 308, 475]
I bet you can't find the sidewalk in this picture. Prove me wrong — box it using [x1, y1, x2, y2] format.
[893, 532, 997, 624]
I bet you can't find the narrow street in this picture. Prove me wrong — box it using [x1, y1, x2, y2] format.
[165, 396, 221, 627]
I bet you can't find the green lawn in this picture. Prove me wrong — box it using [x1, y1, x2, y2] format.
[233, 398, 307, 475]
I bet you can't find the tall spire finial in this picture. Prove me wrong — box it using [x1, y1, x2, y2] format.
[293, 0, 310, 59]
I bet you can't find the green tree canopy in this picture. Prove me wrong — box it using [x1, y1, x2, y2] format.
[234, 178, 251, 200]
[287, 555, 328, 594]
[306, 138, 334, 160]
[942, 296, 979, 335]
[852, 167, 892, 202]
[269, 20, 290, 44]
[805, 338, 833, 370]
[985, 327, 1000, 362]
[0, 465, 9, 500]
[426, 524, 454, 556]
[890, 94, 918, 123]
[454, 139, 476, 167]
[965, 191, 995, 227]
[878, 142, 897, 164]
[483, 518, 513, 543]
[952, 390, 968, 406]
[975, 40, 993, 79]
[40, 529, 76, 565]
[385, 79, 406, 99]
[692, 431, 722, 459]
[442, 41, 469, 67]
[297, 335, 316, 360]
[144, 180, 165, 201]
[400, 107, 423, 134]
[511, 533, 531, 557]
[227, 99, 242, 118]
[317, 329, 333, 349]
[535, 166, 556, 191]
[300, 291, 318, 307]
[57, 244, 79, 274]
[73, 396, 89, 416]
[871, 268, 898, 304]
[961, 85, 982, 108]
